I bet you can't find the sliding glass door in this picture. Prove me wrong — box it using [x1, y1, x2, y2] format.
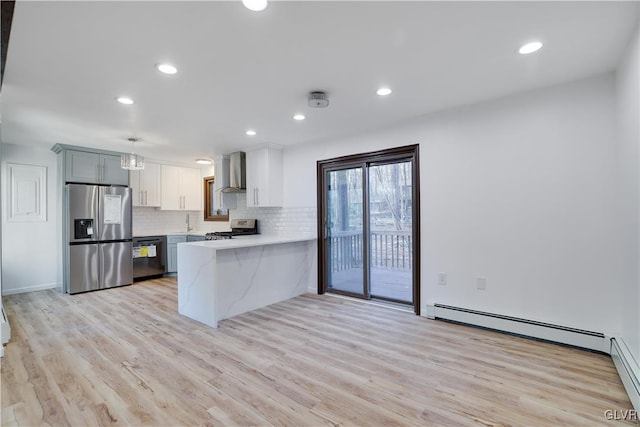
[368, 161, 413, 303]
[318, 145, 420, 313]
[326, 166, 367, 298]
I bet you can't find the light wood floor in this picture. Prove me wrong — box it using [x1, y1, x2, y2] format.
[1, 278, 635, 426]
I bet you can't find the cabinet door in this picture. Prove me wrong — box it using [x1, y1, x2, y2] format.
[65, 150, 100, 184]
[130, 170, 143, 206]
[245, 147, 282, 207]
[182, 167, 202, 211]
[141, 162, 162, 207]
[245, 149, 264, 208]
[101, 154, 129, 185]
[262, 148, 283, 207]
[161, 165, 182, 210]
[167, 243, 178, 273]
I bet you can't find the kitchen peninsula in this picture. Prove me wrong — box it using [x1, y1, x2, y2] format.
[177, 235, 317, 327]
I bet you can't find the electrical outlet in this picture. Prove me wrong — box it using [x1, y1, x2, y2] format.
[477, 277, 486, 290]
[438, 272, 447, 286]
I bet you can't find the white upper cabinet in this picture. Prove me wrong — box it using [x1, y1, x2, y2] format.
[160, 165, 202, 211]
[65, 150, 129, 186]
[130, 162, 161, 207]
[245, 146, 283, 208]
[181, 167, 202, 211]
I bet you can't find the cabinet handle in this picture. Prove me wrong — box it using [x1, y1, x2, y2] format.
[144, 190, 148, 205]
[140, 191, 143, 205]
[256, 188, 259, 205]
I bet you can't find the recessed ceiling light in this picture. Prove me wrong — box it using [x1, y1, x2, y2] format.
[376, 87, 392, 96]
[242, 0, 267, 11]
[116, 96, 134, 105]
[157, 63, 177, 74]
[195, 159, 212, 165]
[246, 130, 257, 136]
[293, 114, 306, 121]
[518, 41, 543, 55]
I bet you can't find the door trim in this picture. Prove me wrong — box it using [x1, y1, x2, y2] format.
[316, 144, 421, 315]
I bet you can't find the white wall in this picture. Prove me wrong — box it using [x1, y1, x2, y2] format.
[616, 25, 640, 364]
[283, 73, 622, 336]
[1, 143, 59, 295]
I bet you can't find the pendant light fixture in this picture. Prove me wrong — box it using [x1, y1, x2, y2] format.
[121, 137, 145, 170]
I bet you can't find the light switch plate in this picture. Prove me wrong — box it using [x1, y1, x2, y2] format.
[477, 277, 486, 290]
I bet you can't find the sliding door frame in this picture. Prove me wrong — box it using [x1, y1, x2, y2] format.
[316, 144, 421, 315]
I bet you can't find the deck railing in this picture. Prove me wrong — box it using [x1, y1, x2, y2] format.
[330, 230, 412, 271]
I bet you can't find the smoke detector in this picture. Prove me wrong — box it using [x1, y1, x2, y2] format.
[308, 91, 329, 108]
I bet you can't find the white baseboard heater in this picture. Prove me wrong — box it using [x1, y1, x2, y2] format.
[611, 338, 640, 412]
[429, 304, 607, 353]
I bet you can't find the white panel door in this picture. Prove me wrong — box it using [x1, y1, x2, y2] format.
[7, 163, 46, 222]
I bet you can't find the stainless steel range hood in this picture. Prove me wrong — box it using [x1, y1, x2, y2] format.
[221, 151, 246, 193]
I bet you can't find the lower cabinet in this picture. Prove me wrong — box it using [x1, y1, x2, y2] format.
[166, 235, 187, 273]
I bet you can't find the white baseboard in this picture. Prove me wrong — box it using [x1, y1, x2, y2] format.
[1, 282, 59, 296]
[427, 304, 607, 353]
[611, 338, 640, 412]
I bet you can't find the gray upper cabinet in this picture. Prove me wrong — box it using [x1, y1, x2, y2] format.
[101, 154, 129, 185]
[63, 149, 129, 186]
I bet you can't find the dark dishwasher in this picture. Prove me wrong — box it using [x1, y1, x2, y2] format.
[133, 236, 167, 281]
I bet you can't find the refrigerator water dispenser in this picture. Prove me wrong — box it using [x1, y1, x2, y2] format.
[74, 218, 94, 239]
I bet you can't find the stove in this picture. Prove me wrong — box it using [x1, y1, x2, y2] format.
[204, 233, 232, 241]
[205, 219, 258, 240]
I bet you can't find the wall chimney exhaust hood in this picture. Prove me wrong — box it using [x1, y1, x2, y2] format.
[221, 151, 246, 193]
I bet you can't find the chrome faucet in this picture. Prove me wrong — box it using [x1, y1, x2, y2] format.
[186, 213, 193, 232]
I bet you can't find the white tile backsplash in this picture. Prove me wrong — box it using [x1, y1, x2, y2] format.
[133, 193, 317, 236]
[229, 194, 317, 235]
[132, 207, 231, 236]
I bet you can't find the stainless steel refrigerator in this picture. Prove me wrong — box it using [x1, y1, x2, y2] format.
[65, 184, 133, 294]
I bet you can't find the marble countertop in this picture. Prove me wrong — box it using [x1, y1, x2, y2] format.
[182, 234, 317, 250]
[133, 230, 230, 238]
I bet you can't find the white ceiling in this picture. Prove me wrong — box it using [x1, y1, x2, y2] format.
[2, 1, 638, 165]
